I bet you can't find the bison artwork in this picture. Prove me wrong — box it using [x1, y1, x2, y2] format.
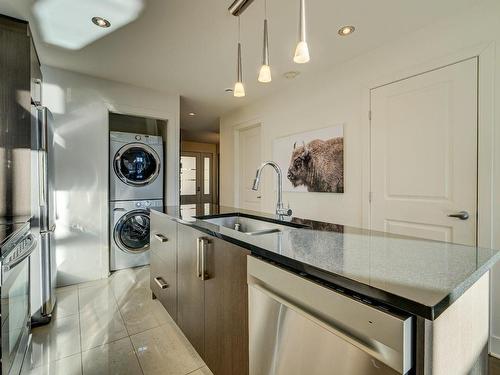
[286, 137, 344, 193]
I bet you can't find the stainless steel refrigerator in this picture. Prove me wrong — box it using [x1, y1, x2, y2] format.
[30, 106, 57, 324]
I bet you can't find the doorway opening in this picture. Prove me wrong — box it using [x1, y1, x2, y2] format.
[179, 131, 219, 207]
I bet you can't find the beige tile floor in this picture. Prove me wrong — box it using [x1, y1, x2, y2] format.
[22, 266, 213, 375]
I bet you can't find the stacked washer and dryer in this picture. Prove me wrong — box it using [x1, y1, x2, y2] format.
[109, 131, 164, 271]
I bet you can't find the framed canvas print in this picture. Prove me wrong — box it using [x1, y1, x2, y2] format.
[273, 125, 344, 193]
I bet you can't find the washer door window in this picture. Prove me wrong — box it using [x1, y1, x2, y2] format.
[114, 143, 161, 186]
[114, 210, 150, 253]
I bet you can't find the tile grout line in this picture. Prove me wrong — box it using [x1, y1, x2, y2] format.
[32, 268, 161, 375]
[110, 269, 147, 375]
[185, 365, 206, 375]
[77, 287, 84, 375]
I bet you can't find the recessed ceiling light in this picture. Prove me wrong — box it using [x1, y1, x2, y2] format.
[188, 112, 196, 116]
[92, 17, 111, 28]
[283, 71, 300, 79]
[225, 88, 234, 93]
[338, 25, 355, 36]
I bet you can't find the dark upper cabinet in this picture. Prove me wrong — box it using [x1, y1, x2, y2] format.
[0, 15, 32, 217]
[29, 34, 42, 104]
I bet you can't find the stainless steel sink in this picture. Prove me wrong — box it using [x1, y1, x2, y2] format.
[200, 215, 301, 236]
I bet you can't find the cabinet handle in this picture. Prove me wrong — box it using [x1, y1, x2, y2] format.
[154, 234, 169, 243]
[154, 277, 168, 289]
[196, 238, 202, 278]
[196, 237, 209, 280]
[200, 239, 208, 281]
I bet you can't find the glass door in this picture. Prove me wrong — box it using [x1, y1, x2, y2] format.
[180, 152, 213, 205]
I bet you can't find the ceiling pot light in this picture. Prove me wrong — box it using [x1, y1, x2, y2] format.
[338, 25, 355, 36]
[258, 0, 271, 83]
[188, 112, 196, 116]
[293, 0, 310, 64]
[283, 71, 300, 79]
[92, 16, 111, 28]
[234, 17, 246, 97]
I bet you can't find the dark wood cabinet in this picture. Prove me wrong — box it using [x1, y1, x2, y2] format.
[150, 213, 250, 375]
[204, 237, 250, 375]
[177, 224, 206, 357]
[150, 211, 178, 321]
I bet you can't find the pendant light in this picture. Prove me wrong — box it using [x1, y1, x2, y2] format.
[234, 16, 246, 97]
[257, 0, 271, 83]
[293, 0, 310, 64]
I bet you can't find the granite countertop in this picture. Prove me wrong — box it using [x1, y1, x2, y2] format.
[152, 204, 500, 320]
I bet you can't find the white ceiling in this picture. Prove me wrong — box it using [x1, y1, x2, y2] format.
[1, 0, 481, 135]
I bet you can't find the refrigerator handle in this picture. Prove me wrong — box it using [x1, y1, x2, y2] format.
[40, 224, 56, 235]
[38, 152, 47, 207]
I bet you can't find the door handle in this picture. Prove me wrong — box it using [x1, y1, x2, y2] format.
[448, 211, 469, 220]
[154, 234, 168, 243]
[154, 277, 169, 289]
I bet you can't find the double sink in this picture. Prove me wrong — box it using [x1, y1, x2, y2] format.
[197, 214, 309, 236]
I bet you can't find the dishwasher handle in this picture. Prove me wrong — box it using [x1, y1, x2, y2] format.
[251, 283, 384, 361]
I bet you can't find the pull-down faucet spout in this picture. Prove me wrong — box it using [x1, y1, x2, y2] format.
[252, 161, 292, 218]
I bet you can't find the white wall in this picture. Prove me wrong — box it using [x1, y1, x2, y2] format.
[42, 66, 180, 286]
[220, 1, 500, 355]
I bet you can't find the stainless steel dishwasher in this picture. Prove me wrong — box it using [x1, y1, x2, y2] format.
[247, 257, 413, 375]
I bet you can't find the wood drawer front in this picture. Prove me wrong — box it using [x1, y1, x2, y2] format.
[150, 252, 177, 322]
[150, 212, 177, 264]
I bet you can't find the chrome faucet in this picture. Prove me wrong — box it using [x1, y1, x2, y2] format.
[252, 161, 292, 218]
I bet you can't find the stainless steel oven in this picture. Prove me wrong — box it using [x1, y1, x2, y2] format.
[1, 223, 36, 375]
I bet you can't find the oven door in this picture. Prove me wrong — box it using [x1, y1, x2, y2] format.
[1, 234, 36, 375]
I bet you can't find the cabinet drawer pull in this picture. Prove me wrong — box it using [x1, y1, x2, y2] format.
[154, 277, 169, 289]
[154, 234, 169, 243]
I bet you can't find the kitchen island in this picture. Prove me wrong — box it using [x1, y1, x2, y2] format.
[150, 204, 500, 375]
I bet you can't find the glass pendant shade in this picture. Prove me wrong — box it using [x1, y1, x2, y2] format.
[234, 81, 245, 97]
[294, 0, 310, 64]
[258, 64, 272, 83]
[293, 41, 310, 63]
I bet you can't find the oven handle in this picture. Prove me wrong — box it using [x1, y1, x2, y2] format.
[2, 234, 37, 272]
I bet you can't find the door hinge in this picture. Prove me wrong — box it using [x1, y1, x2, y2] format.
[368, 110, 372, 121]
[368, 192, 373, 203]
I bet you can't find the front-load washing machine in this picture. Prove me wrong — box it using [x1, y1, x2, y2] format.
[110, 131, 164, 201]
[110, 199, 163, 271]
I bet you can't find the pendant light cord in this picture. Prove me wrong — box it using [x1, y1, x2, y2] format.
[238, 16, 241, 43]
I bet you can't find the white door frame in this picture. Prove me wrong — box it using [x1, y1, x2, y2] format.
[233, 119, 262, 208]
[361, 42, 495, 249]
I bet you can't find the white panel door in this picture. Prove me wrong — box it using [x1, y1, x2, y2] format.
[238, 125, 262, 210]
[370, 58, 478, 246]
